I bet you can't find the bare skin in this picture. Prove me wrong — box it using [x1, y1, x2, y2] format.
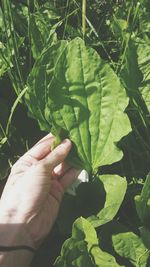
[0, 134, 80, 267]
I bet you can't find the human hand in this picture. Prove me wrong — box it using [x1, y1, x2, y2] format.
[0, 134, 80, 249]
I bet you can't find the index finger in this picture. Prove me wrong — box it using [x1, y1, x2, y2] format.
[22, 133, 55, 161]
[41, 139, 72, 170]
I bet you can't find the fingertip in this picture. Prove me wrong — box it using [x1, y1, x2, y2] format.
[55, 138, 72, 157]
[61, 138, 72, 148]
[42, 138, 72, 169]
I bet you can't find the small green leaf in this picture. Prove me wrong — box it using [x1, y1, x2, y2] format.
[91, 246, 124, 267]
[135, 173, 150, 227]
[111, 17, 128, 39]
[112, 231, 149, 267]
[0, 137, 7, 147]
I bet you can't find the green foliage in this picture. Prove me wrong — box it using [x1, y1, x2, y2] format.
[55, 217, 122, 267]
[29, 3, 59, 59]
[137, 40, 150, 113]
[0, 1, 150, 266]
[57, 174, 127, 234]
[88, 175, 127, 227]
[26, 37, 131, 174]
[135, 173, 150, 228]
[0, 98, 8, 148]
[140, 227, 150, 250]
[112, 231, 149, 267]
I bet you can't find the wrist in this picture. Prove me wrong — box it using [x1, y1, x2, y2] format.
[0, 215, 35, 267]
[0, 248, 34, 267]
[0, 214, 35, 249]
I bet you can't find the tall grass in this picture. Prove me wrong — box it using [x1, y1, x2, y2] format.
[82, 0, 86, 37]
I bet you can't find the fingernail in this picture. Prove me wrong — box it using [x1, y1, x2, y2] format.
[61, 139, 71, 145]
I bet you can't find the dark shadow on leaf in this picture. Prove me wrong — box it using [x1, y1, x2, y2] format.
[97, 221, 133, 267]
[57, 177, 106, 236]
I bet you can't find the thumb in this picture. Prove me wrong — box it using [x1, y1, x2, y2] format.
[41, 139, 72, 170]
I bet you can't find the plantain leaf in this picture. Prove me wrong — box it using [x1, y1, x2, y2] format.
[57, 174, 127, 235]
[26, 37, 131, 173]
[137, 40, 150, 113]
[88, 175, 127, 227]
[55, 217, 122, 267]
[120, 39, 150, 116]
[112, 231, 149, 267]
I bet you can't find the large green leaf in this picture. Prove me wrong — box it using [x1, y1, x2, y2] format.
[112, 231, 149, 267]
[88, 175, 127, 227]
[119, 40, 148, 120]
[57, 175, 127, 234]
[26, 37, 131, 173]
[137, 40, 150, 113]
[120, 39, 150, 117]
[55, 217, 122, 267]
[135, 173, 150, 228]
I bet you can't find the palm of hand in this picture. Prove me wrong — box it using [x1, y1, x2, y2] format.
[0, 135, 80, 248]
